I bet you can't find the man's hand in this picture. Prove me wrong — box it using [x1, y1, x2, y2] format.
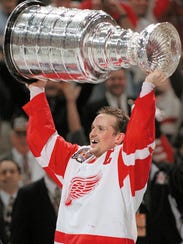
[145, 70, 168, 87]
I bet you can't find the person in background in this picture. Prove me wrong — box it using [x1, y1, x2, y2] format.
[136, 160, 182, 244]
[155, 79, 182, 142]
[0, 0, 29, 155]
[58, 81, 88, 145]
[0, 114, 44, 186]
[22, 70, 167, 244]
[11, 173, 61, 244]
[152, 119, 175, 165]
[169, 157, 183, 242]
[44, 79, 94, 139]
[44, 81, 69, 138]
[121, 0, 170, 31]
[0, 159, 21, 244]
[83, 68, 134, 137]
[0, 70, 12, 155]
[126, 0, 155, 31]
[43, 80, 88, 143]
[0, 66, 30, 156]
[79, 0, 134, 29]
[154, 0, 183, 48]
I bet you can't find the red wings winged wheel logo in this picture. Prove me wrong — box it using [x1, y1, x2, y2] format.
[65, 174, 102, 206]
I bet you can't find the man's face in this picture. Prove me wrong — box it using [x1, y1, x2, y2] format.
[0, 160, 20, 191]
[11, 129, 29, 155]
[89, 113, 122, 157]
[105, 69, 126, 97]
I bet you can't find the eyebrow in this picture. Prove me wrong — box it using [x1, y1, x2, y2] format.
[1, 168, 19, 173]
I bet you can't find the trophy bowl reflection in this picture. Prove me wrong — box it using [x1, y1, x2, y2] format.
[3, 0, 182, 84]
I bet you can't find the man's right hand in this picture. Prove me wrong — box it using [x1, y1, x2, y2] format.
[145, 70, 168, 88]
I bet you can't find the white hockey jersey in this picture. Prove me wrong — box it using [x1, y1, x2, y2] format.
[24, 90, 155, 244]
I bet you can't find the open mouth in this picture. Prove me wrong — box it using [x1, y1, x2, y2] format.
[91, 139, 98, 146]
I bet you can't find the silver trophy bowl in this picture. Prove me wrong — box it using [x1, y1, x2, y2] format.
[3, 0, 182, 84]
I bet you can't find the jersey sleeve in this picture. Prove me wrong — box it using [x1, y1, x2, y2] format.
[23, 93, 78, 186]
[119, 91, 155, 203]
[124, 91, 155, 153]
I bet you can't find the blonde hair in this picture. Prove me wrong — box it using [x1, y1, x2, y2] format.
[97, 106, 129, 134]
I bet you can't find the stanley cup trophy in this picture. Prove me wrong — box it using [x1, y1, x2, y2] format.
[3, 0, 182, 84]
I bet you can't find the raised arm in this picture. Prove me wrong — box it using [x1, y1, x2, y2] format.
[123, 70, 168, 153]
[120, 71, 168, 207]
[23, 80, 78, 186]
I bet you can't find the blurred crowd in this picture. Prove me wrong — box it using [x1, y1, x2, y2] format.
[0, 0, 183, 244]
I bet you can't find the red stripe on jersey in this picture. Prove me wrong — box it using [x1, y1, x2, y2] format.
[54, 231, 134, 244]
[118, 150, 151, 195]
[123, 92, 155, 154]
[132, 156, 151, 193]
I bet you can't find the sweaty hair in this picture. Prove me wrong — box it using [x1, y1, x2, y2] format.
[97, 106, 129, 134]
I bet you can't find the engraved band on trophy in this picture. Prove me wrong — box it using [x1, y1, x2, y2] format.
[3, 0, 182, 84]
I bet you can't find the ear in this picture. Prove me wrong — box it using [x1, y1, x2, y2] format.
[115, 132, 125, 145]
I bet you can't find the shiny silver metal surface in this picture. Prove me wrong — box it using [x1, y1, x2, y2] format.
[3, 1, 181, 84]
